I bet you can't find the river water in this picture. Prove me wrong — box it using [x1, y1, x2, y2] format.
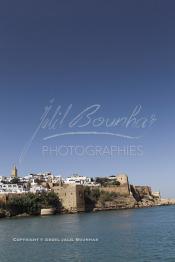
[0, 206, 175, 262]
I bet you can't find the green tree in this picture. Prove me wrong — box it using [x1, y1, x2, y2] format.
[6, 192, 61, 216]
[10, 177, 20, 184]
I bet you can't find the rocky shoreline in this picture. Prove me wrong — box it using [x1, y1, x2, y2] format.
[90, 196, 175, 212]
[92, 200, 173, 212]
[0, 198, 174, 218]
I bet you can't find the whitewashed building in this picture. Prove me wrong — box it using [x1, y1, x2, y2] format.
[0, 183, 26, 193]
[64, 175, 96, 186]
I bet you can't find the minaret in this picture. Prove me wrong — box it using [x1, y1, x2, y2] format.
[11, 165, 17, 178]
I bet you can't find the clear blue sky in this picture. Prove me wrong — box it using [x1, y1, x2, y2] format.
[0, 1, 175, 197]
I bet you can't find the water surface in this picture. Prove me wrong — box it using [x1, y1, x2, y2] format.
[0, 206, 175, 262]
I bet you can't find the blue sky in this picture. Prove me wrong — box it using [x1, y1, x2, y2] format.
[0, 1, 175, 197]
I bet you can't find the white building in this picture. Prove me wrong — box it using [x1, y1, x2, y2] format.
[108, 175, 117, 180]
[152, 191, 161, 199]
[0, 183, 26, 193]
[64, 175, 94, 185]
[27, 173, 52, 181]
[30, 184, 48, 193]
[0, 176, 13, 183]
[29, 180, 48, 193]
[51, 175, 63, 184]
[24, 173, 62, 183]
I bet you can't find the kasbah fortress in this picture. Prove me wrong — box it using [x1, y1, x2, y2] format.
[1, 166, 173, 214]
[51, 174, 161, 212]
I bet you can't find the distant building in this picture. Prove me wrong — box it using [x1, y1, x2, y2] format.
[0, 176, 4, 182]
[65, 175, 92, 185]
[152, 191, 161, 199]
[108, 175, 117, 180]
[0, 183, 25, 193]
[29, 179, 48, 193]
[11, 165, 17, 178]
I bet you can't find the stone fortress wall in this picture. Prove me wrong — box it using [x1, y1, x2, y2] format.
[99, 174, 130, 196]
[0, 173, 160, 213]
[52, 184, 85, 212]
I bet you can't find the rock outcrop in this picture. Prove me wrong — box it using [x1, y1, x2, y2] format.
[93, 196, 137, 211]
